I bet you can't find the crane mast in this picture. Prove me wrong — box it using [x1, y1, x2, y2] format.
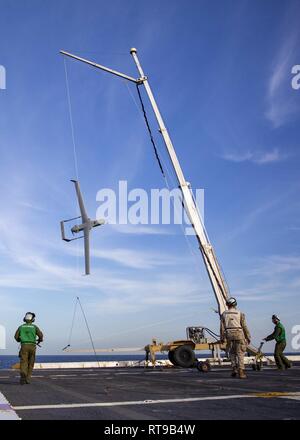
[129, 48, 229, 315]
[60, 48, 229, 315]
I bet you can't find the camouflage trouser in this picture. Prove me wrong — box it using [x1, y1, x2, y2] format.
[274, 341, 291, 370]
[227, 339, 247, 370]
[19, 344, 36, 380]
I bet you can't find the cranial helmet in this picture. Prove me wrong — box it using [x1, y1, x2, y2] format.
[226, 297, 237, 307]
[272, 314, 280, 321]
[24, 312, 35, 323]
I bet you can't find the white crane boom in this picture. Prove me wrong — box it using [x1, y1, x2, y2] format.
[129, 49, 229, 315]
[60, 48, 229, 315]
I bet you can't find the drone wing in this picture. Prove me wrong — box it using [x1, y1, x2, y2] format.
[83, 227, 90, 275]
[71, 180, 88, 223]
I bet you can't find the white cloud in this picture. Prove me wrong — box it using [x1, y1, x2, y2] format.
[91, 247, 183, 269]
[221, 148, 286, 165]
[221, 151, 253, 163]
[224, 196, 283, 242]
[110, 224, 172, 236]
[229, 254, 300, 303]
[17, 201, 51, 213]
[265, 28, 300, 127]
[265, 98, 299, 129]
[288, 226, 300, 232]
[250, 255, 300, 276]
[254, 149, 281, 164]
[0, 194, 208, 311]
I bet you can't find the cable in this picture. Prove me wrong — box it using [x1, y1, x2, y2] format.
[67, 298, 78, 348]
[133, 82, 228, 305]
[123, 80, 204, 278]
[63, 297, 100, 367]
[77, 297, 100, 368]
[63, 55, 81, 271]
[64, 50, 128, 56]
[204, 327, 220, 340]
[135, 84, 165, 177]
[124, 81, 219, 297]
[123, 80, 145, 119]
[62, 59, 99, 363]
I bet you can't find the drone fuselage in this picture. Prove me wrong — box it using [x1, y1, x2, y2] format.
[71, 219, 104, 234]
[61, 180, 105, 274]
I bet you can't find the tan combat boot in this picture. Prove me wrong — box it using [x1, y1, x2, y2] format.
[231, 368, 238, 377]
[238, 369, 247, 379]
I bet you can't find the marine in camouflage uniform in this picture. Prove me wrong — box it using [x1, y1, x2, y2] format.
[264, 315, 291, 370]
[220, 298, 251, 379]
[14, 312, 43, 385]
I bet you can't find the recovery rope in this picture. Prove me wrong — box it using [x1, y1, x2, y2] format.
[135, 84, 165, 177]
[62, 296, 78, 351]
[62, 57, 100, 367]
[62, 297, 100, 367]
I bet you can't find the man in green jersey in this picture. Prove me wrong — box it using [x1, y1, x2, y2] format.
[264, 315, 291, 370]
[14, 312, 43, 385]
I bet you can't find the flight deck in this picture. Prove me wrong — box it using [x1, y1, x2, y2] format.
[0, 364, 299, 420]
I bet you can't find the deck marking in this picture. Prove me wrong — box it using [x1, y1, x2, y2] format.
[81, 373, 99, 376]
[254, 392, 300, 399]
[50, 376, 104, 380]
[50, 374, 78, 377]
[12, 391, 300, 412]
[0, 392, 21, 420]
[278, 396, 300, 401]
[12, 394, 255, 410]
[115, 372, 142, 375]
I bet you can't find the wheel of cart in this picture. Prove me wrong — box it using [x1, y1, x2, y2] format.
[251, 341, 264, 371]
[252, 360, 263, 371]
[168, 345, 196, 368]
[256, 361, 262, 370]
[168, 350, 179, 366]
[196, 360, 211, 373]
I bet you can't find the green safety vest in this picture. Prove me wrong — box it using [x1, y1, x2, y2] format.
[18, 324, 37, 344]
[275, 322, 286, 343]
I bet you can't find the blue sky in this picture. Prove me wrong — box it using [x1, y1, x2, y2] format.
[0, 0, 300, 354]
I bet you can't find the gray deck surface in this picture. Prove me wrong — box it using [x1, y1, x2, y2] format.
[0, 364, 299, 420]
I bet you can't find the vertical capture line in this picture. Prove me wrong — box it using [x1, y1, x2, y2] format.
[63, 56, 82, 319]
[77, 297, 100, 368]
[63, 56, 82, 275]
[67, 298, 78, 348]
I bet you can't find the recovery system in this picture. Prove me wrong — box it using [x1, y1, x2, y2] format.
[60, 48, 262, 370]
